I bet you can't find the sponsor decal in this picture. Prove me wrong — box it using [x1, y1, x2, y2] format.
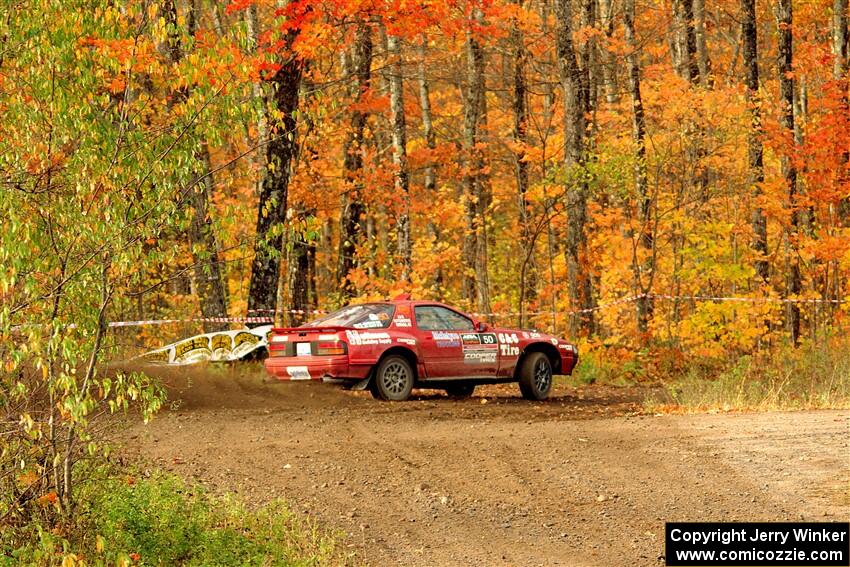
[461, 333, 480, 344]
[318, 334, 336, 341]
[529, 331, 542, 339]
[397, 337, 417, 346]
[464, 350, 497, 364]
[432, 331, 461, 347]
[462, 333, 498, 363]
[550, 338, 558, 345]
[498, 332, 519, 345]
[286, 366, 311, 380]
[346, 330, 392, 346]
[353, 319, 384, 329]
[499, 344, 520, 357]
[393, 314, 412, 328]
[522, 331, 529, 339]
[271, 335, 289, 343]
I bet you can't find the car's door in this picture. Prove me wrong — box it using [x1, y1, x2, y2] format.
[414, 305, 496, 378]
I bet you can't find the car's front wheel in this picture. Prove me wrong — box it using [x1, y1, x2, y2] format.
[371, 355, 414, 401]
[518, 352, 553, 401]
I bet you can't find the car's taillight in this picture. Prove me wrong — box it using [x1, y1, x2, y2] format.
[316, 341, 346, 356]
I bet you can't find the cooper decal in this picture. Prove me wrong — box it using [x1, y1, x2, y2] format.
[397, 337, 417, 346]
[464, 350, 497, 364]
[462, 333, 498, 363]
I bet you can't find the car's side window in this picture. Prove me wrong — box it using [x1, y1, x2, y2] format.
[414, 306, 474, 331]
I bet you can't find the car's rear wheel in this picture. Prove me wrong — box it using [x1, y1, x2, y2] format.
[518, 352, 552, 401]
[445, 383, 475, 398]
[371, 355, 414, 401]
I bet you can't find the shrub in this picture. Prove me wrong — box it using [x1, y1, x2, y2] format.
[2, 472, 351, 566]
[646, 337, 850, 412]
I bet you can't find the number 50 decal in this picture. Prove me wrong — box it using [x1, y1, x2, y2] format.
[480, 333, 497, 344]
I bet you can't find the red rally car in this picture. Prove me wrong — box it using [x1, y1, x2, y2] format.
[264, 295, 579, 401]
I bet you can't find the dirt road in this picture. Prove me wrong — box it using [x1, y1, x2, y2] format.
[121, 365, 849, 566]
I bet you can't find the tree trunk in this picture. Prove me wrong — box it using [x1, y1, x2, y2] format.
[287, 217, 311, 326]
[462, 8, 492, 315]
[387, 33, 412, 281]
[580, 0, 598, 115]
[337, 23, 372, 300]
[743, 0, 769, 284]
[417, 37, 443, 296]
[245, 2, 269, 200]
[625, 0, 653, 337]
[190, 143, 229, 330]
[512, 0, 536, 327]
[246, 33, 302, 316]
[694, 0, 713, 86]
[556, 0, 595, 335]
[163, 0, 229, 330]
[777, 0, 801, 345]
[598, 0, 618, 103]
[835, 0, 850, 223]
[673, 0, 700, 84]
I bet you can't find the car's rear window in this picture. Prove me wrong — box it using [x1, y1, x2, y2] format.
[303, 303, 395, 329]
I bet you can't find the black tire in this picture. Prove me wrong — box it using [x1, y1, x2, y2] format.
[371, 355, 415, 401]
[518, 352, 553, 401]
[445, 383, 475, 398]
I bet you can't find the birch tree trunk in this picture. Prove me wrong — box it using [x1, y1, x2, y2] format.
[190, 142, 229, 329]
[418, 37, 443, 295]
[512, 0, 536, 327]
[777, 0, 802, 344]
[462, 7, 492, 315]
[743, 0, 769, 284]
[556, 0, 595, 335]
[598, 0, 618, 103]
[164, 0, 229, 330]
[673, 0, 700, 83]
[246, 32, 302, 316]
[246, 2, 268, 199]
[694, 0, 713, 86]
[835, 0, 850, 224]
[387, 33, 412, 281]
[337, 22, 372, 300]
[625, 0, 654, 336]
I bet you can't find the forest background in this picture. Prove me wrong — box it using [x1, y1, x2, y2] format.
[3, 0, 850, 562]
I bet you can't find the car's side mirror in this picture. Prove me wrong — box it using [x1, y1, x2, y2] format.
[475, 321, 488, 332]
